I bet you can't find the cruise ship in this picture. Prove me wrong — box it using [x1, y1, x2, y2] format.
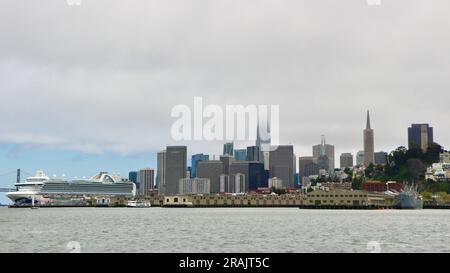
[7, 170, 136, 206]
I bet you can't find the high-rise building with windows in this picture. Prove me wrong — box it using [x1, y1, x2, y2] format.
[191, 153, 209, 178]
[229, 161, 266, 192]
[408, 124, 434, 152]
[269, 145, 295, 188]
[128, 171, 140, 194]
[197, 160, 224, 193]
[374, 151, 388, 165]
[299, 156, 315, 179]
[156, 150, 166, 192]
[163, 146, 187, 195]
[356, 151, 365, 166]
[178, 178, 210, 194]
[340, 153, 354, 169]
[220, 155, 234, 176]
[139, 168, 154, 196]
[223, 142, 234, 156]
[313, 136, 335, 171]
[247, 146, 261, 162]
[234, 149, 247, 161]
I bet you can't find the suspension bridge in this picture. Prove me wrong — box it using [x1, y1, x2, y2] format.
[0, 169, 34, 192]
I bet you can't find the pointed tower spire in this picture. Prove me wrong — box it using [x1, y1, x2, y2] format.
[366, 110, 371, 130]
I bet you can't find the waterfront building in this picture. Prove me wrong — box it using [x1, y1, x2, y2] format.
[178, 178, 210, 194]
[191, 153, 209, 178]
[356, 151, 365, 166]
[408, 124, 433, 152]
[269, 145, 295, 188]
[318, 182, 353, 191]
[139, 168, 154, 196]
[247, 146, 261, 162]
[374, 151, 388, 165]
[304, 189, 371, 207]
[340, 153, 354, 169]
[223, 142, 234, 156]
[234, 149, 247, 161]
[364, 110, 375, 167]
[440, 151, 450, 163]
[163, 146, 187, 195]
[313, 136, 335, 171]
[362, 181, 403, 192]
[156, 150, 166, 192]
[197, 160, 224, 193]
[268, 177, 283, 190]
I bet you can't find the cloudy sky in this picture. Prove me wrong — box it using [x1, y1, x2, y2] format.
[1, 0, 450, 192]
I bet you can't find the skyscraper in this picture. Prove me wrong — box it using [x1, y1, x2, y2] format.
[247, 145, 261, 162]
[223, 142, 234, 156]
[220, 155, 234, 176]
[340, 153, 354, 169]
[374, 151, 388, 165]
[197, 160, 224, 193]
[299, 156, 314, 179]
[139, 168, 154, 196]
[164, 146, 187, 195]
[356, 151, 365, 166]
[156, 150, 166, 193]
[234, 149, 247, 161]
[128, 171, 139, 183]
[229, 161, 266, 192]
[191, 153, 209, 178]
[408, 124, 434, 152]
[128, 171, 140, 194]
[363, 110, 375, 167]
[312, 136, 335, 171]
[269, 145, 295, 188]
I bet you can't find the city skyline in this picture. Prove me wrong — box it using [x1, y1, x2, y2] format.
[1, 1, 450, 191]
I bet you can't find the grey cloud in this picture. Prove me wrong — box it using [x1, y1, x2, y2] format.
[0, 0, 449, 162]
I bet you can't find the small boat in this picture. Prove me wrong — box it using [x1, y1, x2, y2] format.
[127, 200, 152, 208]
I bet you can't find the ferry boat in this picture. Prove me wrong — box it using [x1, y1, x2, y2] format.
[127, 200, 152, 208]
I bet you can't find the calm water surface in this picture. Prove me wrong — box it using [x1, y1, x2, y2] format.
[1, 207, 449, 253]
